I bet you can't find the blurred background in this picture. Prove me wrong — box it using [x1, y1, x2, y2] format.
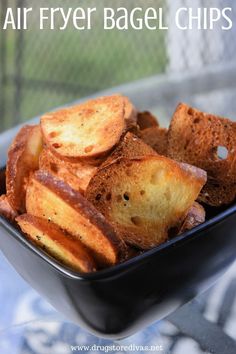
[1, 0, 236, 132]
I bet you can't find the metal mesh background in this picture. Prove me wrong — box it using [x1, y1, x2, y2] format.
[0, 0, 235, 132]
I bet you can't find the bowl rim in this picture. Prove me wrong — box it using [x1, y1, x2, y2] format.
[0, 201, 235, 281]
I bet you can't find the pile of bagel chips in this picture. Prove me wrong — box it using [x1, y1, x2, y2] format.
[0, 95, 235, 272]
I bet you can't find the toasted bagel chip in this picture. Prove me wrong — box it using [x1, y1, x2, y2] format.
[6, 125, 43, 213]
[39, 148, 97, 194]
[198, 178, 236, 207]
[16, 214, 96, 272]
[102, 132, 156, 168]
[178, 202, 205, 235]
[137, 111, 159, 130]
[26, 170, 125, 266]
[86, 156, 207, 249]
[140, 127, 168, 156]
[41, 95, 126, 161]
[0, 195, 18, 221]
[168, 103, 236, 205]
[123, 96, 137, 129]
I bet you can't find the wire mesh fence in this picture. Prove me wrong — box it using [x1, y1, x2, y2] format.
[0, 0, 236, 132]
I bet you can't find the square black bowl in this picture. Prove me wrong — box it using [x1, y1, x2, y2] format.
[0, 96, 236, 339]
[0, 161, 235, 339]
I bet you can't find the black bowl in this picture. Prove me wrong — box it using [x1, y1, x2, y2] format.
[0, 161, 235, 339]
[0, 118, 236, 339]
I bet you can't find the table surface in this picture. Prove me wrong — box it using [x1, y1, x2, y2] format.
[0, 71, 236, 353]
